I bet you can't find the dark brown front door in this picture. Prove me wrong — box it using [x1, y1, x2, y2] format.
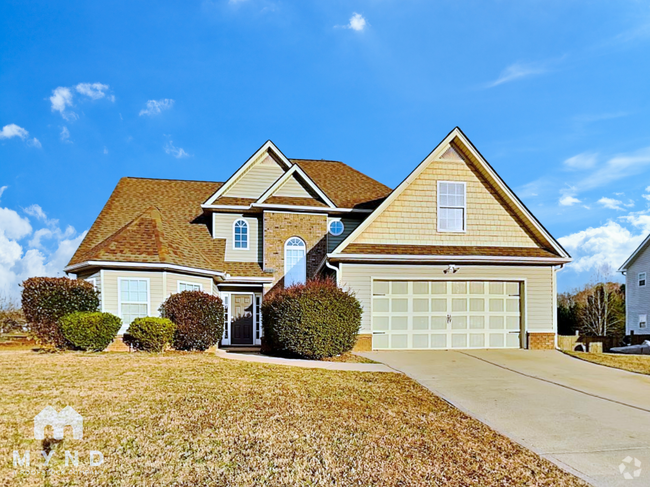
[231, 294, 254, 345]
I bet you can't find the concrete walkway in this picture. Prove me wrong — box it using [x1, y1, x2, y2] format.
[361, 349, 650, 487]
[214, 349, 394, 372]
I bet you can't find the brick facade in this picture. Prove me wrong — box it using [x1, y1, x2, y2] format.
[263, 211, 328, 290]
[527, 332, 555, 350]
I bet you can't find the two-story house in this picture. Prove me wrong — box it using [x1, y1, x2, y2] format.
[65, 127, 571, 351]
[619, 235, 650, 335]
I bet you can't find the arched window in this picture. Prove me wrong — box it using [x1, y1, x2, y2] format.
[233, 219, 249, 249]
[284, 237, 306, 287]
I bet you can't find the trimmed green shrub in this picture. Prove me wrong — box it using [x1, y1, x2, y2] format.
[59, 312, 121, 352]
[124, 317, 176, 352]
[262, 278, 362, 360]
[22, 277, 100, 348]
[160, 291, 225, 351]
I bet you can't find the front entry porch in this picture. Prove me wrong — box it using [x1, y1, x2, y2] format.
[220, 289, 263, 346]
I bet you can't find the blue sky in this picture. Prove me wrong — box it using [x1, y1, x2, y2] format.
[1, 0, 650, 299]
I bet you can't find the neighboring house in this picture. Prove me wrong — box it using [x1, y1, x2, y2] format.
[619, 236, 650, 335]
[65, 127, 570, 350]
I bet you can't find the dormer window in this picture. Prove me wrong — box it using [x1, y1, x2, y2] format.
[437, 181, 466, 232]
[233, 219, 249, 249]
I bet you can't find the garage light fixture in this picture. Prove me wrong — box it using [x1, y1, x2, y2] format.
[444, 264, 459, 274]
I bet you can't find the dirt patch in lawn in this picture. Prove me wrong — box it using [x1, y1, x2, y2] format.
[0, 352, 587, 486]
[566, 350, 650, 375]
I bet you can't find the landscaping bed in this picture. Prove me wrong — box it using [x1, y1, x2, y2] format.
[566, 350, 650, 375]
[0, 352, 586, 486]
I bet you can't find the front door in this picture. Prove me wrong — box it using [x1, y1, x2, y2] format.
[231, 294, 254, 345]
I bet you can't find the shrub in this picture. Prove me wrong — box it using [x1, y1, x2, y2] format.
[124, 317, 176, 352]
[160, 291, 225, 351]
[59, 312, 121, 351]
[22, 277, 100, 348]
[262, 278, 362, 360]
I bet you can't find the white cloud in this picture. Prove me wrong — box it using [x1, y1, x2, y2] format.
[50, 82, 113, 120]
[164, 140, 190, 159]
[563, 152, 598, 170]
[559, 195, 581, 206]
[0, 186, 7, 201]
[0, 203, 85, 300]
[75, 82, 110, 100]
[580, 146, 650, 190]
[347, 13, 367, 31]
[487, 61, 548, 87]
[0, 124, 29, 140]
[50, 87, 77, 120]
[139, 99, 175, 117]
[103, 147, 108, 155]
[598, 197, 626, 210]
[60, 126, 71, 143]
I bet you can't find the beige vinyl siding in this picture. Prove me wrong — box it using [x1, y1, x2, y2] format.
[626, 249, 650, 334]
[327, 217, 362, 253]
[77, 270, 102, 310]
[339, 263, 554, 334]
[354, 152, 539, 248]
[101, 270, 165, 320]
[164, 272, 214, 297]
[213, 213, 262, 262]
[273, 175, 312, 198]
[223, 154, 284, 199]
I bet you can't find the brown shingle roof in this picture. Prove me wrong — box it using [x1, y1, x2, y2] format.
[292, 159, 392, 208]
[340, 244, 561, 259]
[263, 196, 328, 207]
[68, 178, 269, 278]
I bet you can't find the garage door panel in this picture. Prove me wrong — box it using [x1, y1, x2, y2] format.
[372, 279, 522, 350]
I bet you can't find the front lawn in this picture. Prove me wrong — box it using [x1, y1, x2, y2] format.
[0, 352, 586, 486]
[566, 350, 650, 375]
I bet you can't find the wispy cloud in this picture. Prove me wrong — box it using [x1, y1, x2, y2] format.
[580, 146, 650, 190]
[60, 126, 71, 143]
[139, 99, 175, 117]
[0, 186, 7, 201]
[164, 140, 190, 159]
[598, 197, 631, 211]
[0, 124, 41, 148]
[559, 195, 581, 206]
[563, 152, 598, 170]
[486, 61, 548, 88]
[50, 82, 113, 120]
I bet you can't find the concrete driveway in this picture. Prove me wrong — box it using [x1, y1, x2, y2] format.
[361, 350, 650, 487]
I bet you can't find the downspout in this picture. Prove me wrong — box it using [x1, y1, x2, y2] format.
[553, 264, 565, 349]
[325, 259, 340, 287]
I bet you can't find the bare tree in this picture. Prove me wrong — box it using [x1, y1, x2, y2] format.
[0, 293, 26, 335]
[578, 283, 625, 337]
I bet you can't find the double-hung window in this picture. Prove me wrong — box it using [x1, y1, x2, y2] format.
[233, 219, 249, 249]
[437, 181, 466, 232]
[640, 314, 647, 329]
[178, 282, 202, 292]
[639, 272, 646, 287]
[119, 279, 149, 333]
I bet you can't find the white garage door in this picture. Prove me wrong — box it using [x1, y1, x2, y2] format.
[371, 280, 522, 350]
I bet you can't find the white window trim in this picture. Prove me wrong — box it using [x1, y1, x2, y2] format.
[177, 281, 203, 293]
[640, 314, 648, 329]
[639, 272, 646, 287]
[437, 181, 467, 233]
[232, 218, 249, 250]
[328, 218, 345, 236]
[284, 237, 307, 286]
[117, 277, 151, 322]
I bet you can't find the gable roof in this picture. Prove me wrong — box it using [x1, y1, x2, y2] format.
[619, 233, 650, 272]
[255, 164, 335, 207]
[292, 159, 392, 208]
[331, 127, 571, 261]
[66, 178, 270, 278]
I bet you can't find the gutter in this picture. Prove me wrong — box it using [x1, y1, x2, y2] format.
[328, 253, 572, 265]
[324, 260, 340, 286]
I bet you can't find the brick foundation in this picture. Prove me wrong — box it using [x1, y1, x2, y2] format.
[352, 334, 372, 352]
[527, 332, 555, 350]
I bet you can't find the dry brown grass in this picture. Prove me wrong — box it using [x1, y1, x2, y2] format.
[321, 352, 377, 363]
[566, 351, 650, 375]
[0, 352, 587, 486]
